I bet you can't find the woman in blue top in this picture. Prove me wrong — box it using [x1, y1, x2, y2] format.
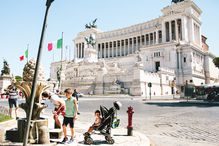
[62, 88, 78, 143]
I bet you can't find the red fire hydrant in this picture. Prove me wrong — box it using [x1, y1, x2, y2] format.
[127, 106, 134, 136]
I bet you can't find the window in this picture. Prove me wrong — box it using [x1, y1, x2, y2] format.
[79, 43, 81, 58]
[125, 39, 128, 46]
[113, 41, 116, 47]
[76, 44, 79, 58]
[82, 43, 84, 58]
[125, 39, 128, 55]
[133, 37, 136, 44]
[141, 35, 145, 45]
[154, 52, 161, 57]
[184, 57, 186, 63]
[113, 41, 116, 57]
[121, 40, 124, 56]
[129, 38, 132, 45]
[106, 42, 108, 58]
[154, 32, 156, 44]
[98, 44, 101, 58]
[109, 42, 112, 57]
[102, 43, 104, 58]
[121, 40, 124, 46]
[158, 31, 162, 43]
[117, 40, 120, 56]
[155, 61, 160, 72]
[137, 36, 141, 44]
[150, 33, 153, 44]
[146, 34, 149, 45]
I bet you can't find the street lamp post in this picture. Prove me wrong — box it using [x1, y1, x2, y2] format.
[23, 0, 54, 146]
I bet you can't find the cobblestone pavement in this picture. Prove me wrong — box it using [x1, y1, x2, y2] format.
[1, 96, 219, 146]
[141, 101, 219, 146]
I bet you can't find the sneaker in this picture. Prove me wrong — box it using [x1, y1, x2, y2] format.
[68, 138, 74, 144]
[61, 137, 68, 143]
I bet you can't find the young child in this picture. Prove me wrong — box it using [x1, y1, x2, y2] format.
[87, 110, 102, 134]
[62, 88, 78, 143]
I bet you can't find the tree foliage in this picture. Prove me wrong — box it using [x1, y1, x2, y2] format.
[15, 75, 23, 82]
[213, 57, 219, 68]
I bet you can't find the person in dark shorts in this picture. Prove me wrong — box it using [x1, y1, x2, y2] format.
[62, 88, 78, 143]
[8, 86, 18, 119]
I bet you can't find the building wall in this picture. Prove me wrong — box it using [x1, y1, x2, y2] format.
[50, 0, 219, 96]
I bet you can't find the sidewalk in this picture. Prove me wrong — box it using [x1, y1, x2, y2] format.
[0, 111, 150, 146]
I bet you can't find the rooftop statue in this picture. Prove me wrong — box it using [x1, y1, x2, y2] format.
[1, 59, 10, 76]
[85, 18, 97, 29]
[172, 0, 184, 3]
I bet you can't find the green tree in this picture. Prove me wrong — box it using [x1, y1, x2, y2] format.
[213, 57, 219, 68]
[15, 75, 23, 82]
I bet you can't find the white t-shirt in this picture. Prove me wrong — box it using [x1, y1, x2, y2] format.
[50, 94, 65, 108]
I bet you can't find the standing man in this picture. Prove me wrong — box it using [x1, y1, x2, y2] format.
[62, 88, 78, 143]
[42, 91, 65, 128]
[72, 89, 80, 115]
[8, 86, 18, 119]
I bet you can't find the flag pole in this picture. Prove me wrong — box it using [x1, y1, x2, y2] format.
[69, 46, 71, 61]
[53, 47, 54, 62]
[60, 32, 63, 90]
[23, 0, 54, 146]
[27, 44, 29, 63]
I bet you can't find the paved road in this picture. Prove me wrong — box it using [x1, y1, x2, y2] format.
[1, 96, 219, 146]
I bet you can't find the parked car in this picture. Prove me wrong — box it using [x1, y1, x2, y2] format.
[77, 92, 84, 97]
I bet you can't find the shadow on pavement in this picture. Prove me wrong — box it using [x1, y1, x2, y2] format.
[144, 101, 219, 108]
[113, 134, 127, 136]
[78, 140, 108, 145]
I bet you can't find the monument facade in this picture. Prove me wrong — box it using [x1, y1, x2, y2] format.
[50, 0, 219, 96]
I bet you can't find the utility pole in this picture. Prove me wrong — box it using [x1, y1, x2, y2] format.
[23, 0, 54, 146]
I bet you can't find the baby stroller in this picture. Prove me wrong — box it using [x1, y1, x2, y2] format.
[84, 101, 122, 145]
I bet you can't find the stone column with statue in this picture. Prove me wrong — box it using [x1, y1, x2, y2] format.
[0, 60, 12, 94]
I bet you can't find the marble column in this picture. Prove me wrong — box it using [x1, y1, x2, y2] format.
[156, 31, 159, 44]
[128, 39, 130, 55]
[162, 22, 166, 43]
[175, 20, 179, 42]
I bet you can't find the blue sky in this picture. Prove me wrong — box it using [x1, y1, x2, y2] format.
[0, 0, 219, 79]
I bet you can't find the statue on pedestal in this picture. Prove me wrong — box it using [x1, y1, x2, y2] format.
[85, 34, 96, 48]
[1, 60, 10, 76]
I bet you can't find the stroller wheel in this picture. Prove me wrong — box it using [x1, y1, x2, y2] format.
[84, 137, 93, 145]
[105, 136, 115, 144]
